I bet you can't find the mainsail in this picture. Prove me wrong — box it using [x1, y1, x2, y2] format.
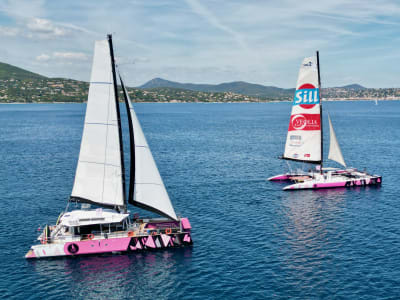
[328, 114, 346, 167]
[119, 72, 178, 221]
[283, 55, 322, 164]
[70, 38, 125, 209]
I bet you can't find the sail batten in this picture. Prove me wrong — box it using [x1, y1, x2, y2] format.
[118, 72, 178, 221]
[70, 39, 124, 209]
[328, 114, 346, 167]
[283, 55, 322, 164]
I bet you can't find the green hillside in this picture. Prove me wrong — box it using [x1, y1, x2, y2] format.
[0, 62, 46, 80]
[0, 61, 399, 103]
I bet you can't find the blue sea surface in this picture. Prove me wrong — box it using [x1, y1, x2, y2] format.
[0, 101, 399, 299]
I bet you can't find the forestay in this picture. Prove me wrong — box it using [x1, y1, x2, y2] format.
[328, 114, 346, 167]
[283, 56, 322, 164]
[71, 40, 124, 208]
[119, 72, 178, 220]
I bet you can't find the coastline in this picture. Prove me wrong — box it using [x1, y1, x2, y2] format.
[0, 98, 399, 104]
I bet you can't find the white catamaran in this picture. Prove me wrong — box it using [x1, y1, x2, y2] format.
[268, 51, 382, 190]
[26, 35, 192, 259]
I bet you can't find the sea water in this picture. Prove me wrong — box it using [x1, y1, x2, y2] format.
[0, 101, 399, 299]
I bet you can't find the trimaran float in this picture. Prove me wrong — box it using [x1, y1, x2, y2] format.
[26, 35, 192, 259]
[268, 51, 382, 190]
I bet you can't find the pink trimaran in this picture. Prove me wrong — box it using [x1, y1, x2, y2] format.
[268, 51, 381, 190]
[25, 35, 192, 259]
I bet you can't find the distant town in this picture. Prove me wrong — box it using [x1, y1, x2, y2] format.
[1, 62, 400, 103]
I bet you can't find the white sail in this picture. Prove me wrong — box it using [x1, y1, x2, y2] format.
[71, 40, 124, 208]
[119, 72, 177, 220]
[328, 114, 346, 167]
[283, 56, 322, 163]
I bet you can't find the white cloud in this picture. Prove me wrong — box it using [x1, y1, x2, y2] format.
[35, 52, 88, 62]
[36, 54, 50, 61]
[53, 52, 88, 60]
[25, 18, 69, 38]
[0, 26, 20, 37]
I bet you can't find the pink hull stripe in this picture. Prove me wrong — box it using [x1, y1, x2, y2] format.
[183, 234, 191, 243]
[25, 250, 36, 258]
[64, 237, 131, 256]
[268, 174, 291, 181]
[145, 236, 156, 248]
[286, 177, 382, 190]
[315, 182, 346, 188]
[161, 234, 171, 247]
[136, 240, 142, 250]
[181, 218, 192, 230]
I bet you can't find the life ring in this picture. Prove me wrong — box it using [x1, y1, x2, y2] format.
[88, 234, 94, 240]
[41, 238, 47, 244]
[165, 228, 172, 234]
[128, 231, 135, 237]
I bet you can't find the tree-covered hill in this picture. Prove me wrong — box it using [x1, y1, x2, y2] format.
[0, 62, 46, 80]
[0, 62, 399, 103]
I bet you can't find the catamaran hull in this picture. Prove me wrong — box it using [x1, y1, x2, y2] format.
[268, 174, 293, 181]
[283, 176, 382, 191]
[268, 173, 313, 182]
[25, 232, 193, 259]
[26, 218, 193, 259]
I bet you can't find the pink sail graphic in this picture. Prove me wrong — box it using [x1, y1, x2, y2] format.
[283, 56, 322, 164]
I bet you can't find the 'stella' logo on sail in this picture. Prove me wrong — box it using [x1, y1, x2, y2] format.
[291, 115, 307, 130]
[289, 114, 320, 131]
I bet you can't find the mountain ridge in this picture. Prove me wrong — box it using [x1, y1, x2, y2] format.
[140, 77, 367, 97]
[1, 61, 398, 103]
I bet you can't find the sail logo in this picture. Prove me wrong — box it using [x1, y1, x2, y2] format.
[288, 114, 320, 131]
[289, 134, 302, 146]
[293, 83, 319, 109]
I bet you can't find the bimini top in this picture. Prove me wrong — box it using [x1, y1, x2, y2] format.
[60, 209, 129, 227]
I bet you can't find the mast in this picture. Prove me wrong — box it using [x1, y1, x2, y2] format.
[108, 34, 127, 212]
[316, 50, 323, 172]
[119, 72, 136, 205]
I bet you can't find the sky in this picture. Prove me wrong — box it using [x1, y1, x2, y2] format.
[0, 0, 399, 88]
